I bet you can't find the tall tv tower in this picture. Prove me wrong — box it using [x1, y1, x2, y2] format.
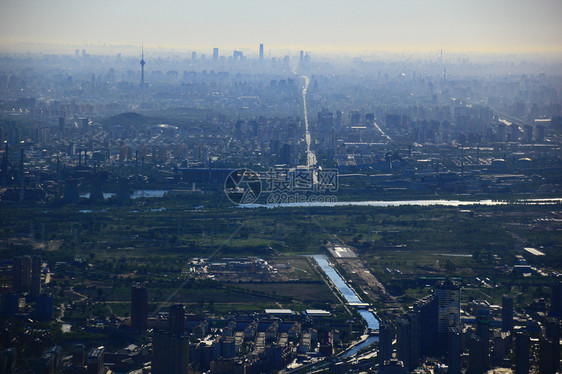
[140, 45, 145, 88]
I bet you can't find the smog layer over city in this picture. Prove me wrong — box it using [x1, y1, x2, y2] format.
[0, 1, 561, 373]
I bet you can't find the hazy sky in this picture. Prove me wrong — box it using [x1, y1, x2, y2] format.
[1, 0, 561, 55]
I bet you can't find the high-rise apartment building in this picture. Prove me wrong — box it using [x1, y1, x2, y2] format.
[447, 327, 461, 374]
[414, 294, 439, 355]
[378, 320, 393, 366]
[435, 279, 461, 334]
[501, 294, 513, 331]
[12, 256, 31, 293]
[515, 331, 530, 374]
[31, 255, 41, 297]
[131, 283, 148, 331]
[152, 330, 189, 374]
[168, 304, 185, 336]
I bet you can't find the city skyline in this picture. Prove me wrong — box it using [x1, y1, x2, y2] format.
[1, 1, 561, 372]
[1, 0, 561, 56]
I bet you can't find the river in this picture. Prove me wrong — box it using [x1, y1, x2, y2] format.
[243, 197, 562, 209]
[310, 255, 380, 357]
[80, 190, 168, 199]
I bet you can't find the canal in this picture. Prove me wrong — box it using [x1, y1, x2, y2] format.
[310, 255, 379, 357]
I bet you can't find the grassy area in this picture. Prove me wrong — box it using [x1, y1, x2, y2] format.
[2, 196, 558, 262]
[1, 196, 559, 319]
[229, 282, 338, 303]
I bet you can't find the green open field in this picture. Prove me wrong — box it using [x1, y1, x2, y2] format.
[229, 282, 338, 304]
[1, 194, 560, 317]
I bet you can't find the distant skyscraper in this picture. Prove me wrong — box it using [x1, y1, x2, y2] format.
[407, 311, 420, 371]
[435, 279, 461, 335]
[394, 312, 421, 371]
[11, 257, 22, 292]
[475, 306, 490, 370]
[539, 336, 559, 374]
[259, 44, 264, 61]
[72, 344, 86, 366]
[131, 283, 148, 331]
[414, 294, 439, 355]
[515, 331, 530, 374]
[501, 294, 513, 331]
[447, 327, 461, 374]
[467, 334, 486, 374]
[168, 304, 185, 336]
[40, 346, 61, 374]
[57, 117, 65, 139]
[12, 256, 31, 293]
[152, 330, 189, 374]
[491, 331, 510, 366]
[377, 313, 412, 371]
[140, 45, 145, 88]
[31, 255, 41, 297]
[551, 281, 562, 317]
[396, 317, 410, 370]
[378, 320, 393, 366]
[544, 316, 560, 342]
[87, 347, 104, 374]
[543, 316, 560, 373]
[213, 47, 219, 61]
[265, 344, 284, 370]
[233, 50, 243, 61]
[220, 336, 236, 359]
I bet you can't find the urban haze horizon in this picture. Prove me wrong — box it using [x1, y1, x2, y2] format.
[1, 42, 562, 61]
[1, 0, 561, 59]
